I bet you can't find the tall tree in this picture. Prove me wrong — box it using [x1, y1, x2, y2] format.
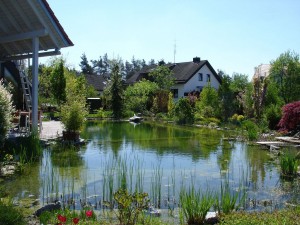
[107, 64, 124, 119]
[50, 59, 66, 105]
[270, 50, 300, 104]
[218, 75, 235, 121]
[80, 53, 93, 74]
[149, 65, 175, 90]
[149, 65, 175, 112]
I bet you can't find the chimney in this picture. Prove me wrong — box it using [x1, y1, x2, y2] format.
[193, 57, 200, 63]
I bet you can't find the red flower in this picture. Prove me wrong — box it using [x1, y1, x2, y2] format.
[72, 217, 80, 224]
[57, 214, 67, 223]
[86, 210, 93, 218]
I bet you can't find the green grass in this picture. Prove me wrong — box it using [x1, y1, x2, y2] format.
[219, 207, 300, 225]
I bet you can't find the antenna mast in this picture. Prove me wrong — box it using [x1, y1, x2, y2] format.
[173, 39, 176, 64]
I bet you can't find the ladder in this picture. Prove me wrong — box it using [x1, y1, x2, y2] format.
[20, 70, 32, 111]
[15, 61, 32, 112]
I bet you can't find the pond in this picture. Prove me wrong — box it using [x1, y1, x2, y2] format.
[3, 121, 300, 217]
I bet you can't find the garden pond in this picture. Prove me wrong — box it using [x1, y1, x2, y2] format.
[3, 121, 300, 218]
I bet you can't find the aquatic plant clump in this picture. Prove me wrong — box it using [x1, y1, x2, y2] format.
[280, 152, 299, 176]
[179, 186, 215, 225]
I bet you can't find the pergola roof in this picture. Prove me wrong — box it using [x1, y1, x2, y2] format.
[0, 0, 73, 60]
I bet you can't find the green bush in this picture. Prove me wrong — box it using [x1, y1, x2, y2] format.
[174, 98, 194, 125]
[0, 200, 25, 225]
[60, 100, 88, 132]
[114, 188, 149, 225]
[0, 80, 14, 147]
[242, 120, 259, 141]
[264, 104, 281, 130]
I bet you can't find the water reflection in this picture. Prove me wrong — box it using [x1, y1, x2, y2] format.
[2, 121, 294, 212]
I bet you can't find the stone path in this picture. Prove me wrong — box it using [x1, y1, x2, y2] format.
[39, 121, 64, 140]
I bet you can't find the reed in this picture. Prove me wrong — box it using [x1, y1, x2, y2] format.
[280, 151, 299, 176]
[151, 164, 163, 208]
[179, 185, 215, 225]
[215, 173, 247, 215]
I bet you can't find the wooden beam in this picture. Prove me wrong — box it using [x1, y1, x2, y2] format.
[0, 29, 48, 44]
[1, 49, 61, 61]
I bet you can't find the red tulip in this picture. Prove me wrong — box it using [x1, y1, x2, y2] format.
[73, 217, 80, 224]
[86, 210, 93, 218]
[57, 214, 67, 223]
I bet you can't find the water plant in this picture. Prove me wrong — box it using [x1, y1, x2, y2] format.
[216, 177, 247, 215]
[280, 151, 299, 176]
[0, 199, 25, 225]
[179, 185, 215, 225]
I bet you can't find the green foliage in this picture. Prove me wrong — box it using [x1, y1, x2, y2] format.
[124, 79, 158, 113]
[38, 64, 54, 105]
[149, 65, 175, 90]
[241, 83, 254, 118]
[196, 84, 219, 118]
[174, 98, 194, 124]
[180, 186, 215, 225]
[167, 92, 175, 118]
[0, 80, 14, 148]
[230, 114, 244, 126]
[242, 120, 259, 141]
[264, 104, 281, 130]
[114, 188, 150, 225]
[270, 50, 300, 104]
[80, 53, 94, 74]
[106, 64, 124, 119]
[60, 69, 88, 132]
[61, 100, 87, 132]
[216, 176, 246, 215]
[219, 207, 300, 225]
[50, 59, 66, 105]
[0, 200, 25, 225]
[280, 152, 298, 176]
[218, 75, 236, 121]
[230, 73, 249, 93]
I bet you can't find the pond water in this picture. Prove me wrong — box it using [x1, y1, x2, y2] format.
[3, 121, 300, 215]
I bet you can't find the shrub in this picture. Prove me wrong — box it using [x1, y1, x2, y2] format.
[242, 120, 259, 141]
[0, 200, 25, 225]
[278, 101, 300, 132]
[0, 80, 14, 147]
[264, 104, 282, 130]
[61, 100, 88, 132]
[174, 98, 194, 125]
[114, 188, 149, 225]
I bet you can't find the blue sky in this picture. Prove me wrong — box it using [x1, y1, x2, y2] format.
[47, 0, 300, 79]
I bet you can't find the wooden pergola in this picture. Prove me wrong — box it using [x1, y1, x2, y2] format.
[0, 0, 73, 130]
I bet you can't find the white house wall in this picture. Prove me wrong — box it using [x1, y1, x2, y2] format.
[173, 64, 220, 99]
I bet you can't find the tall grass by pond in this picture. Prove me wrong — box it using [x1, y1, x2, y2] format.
[279, 150, 299, 177]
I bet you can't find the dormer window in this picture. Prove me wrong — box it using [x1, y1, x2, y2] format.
[198, 73, 203, 81]
[207, 74, 211, 82]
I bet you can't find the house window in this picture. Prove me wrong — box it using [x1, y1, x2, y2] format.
[198, 73, 203, 81]
[171, 89, 178, 98]
[207, 74, 211, 82]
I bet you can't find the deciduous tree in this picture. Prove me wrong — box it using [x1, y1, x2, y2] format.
[270, 50, 300, 104]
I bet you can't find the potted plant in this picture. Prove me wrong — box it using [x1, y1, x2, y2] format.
[60, 99, 87, 141]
